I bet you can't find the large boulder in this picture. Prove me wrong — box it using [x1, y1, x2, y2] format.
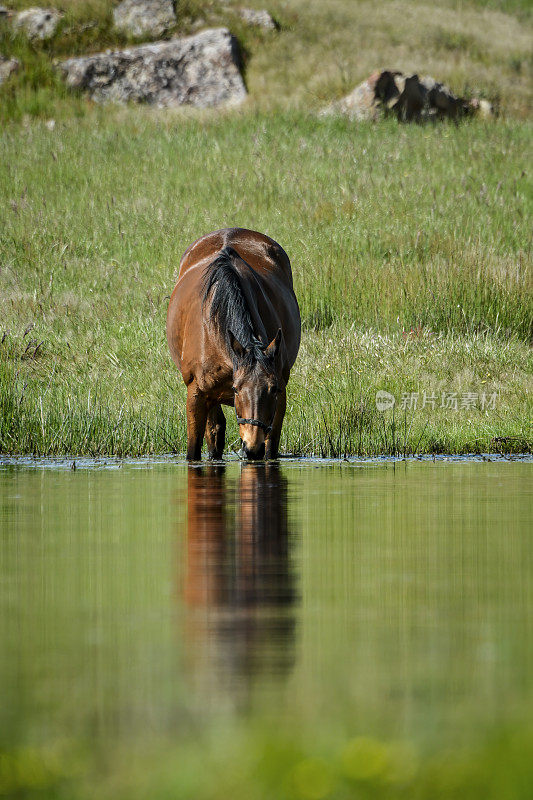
[13, 7, 62, 40]
[0, 55, 19, 85]
[113, 0, 176, 38]
[58, 28, 247, 109]
[322, 70, 493, 122]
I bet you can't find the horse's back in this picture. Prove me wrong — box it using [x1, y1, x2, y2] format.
[167, 228, 300, 380]
[179, 228, 293, 287]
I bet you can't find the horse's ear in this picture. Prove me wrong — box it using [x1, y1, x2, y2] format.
[229, 331, 246, 358]
[266, 328, 282, 362]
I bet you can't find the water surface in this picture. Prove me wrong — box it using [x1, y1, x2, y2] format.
[1, 458, 532, 765]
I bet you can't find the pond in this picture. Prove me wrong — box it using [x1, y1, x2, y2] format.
[1, 456, 532, 798]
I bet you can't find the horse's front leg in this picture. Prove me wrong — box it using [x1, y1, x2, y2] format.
[265, 388, 286, 460]
[205, 404, 226, 460]
[186, 383, 209, 461]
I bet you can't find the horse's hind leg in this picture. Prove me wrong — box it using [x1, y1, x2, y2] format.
[206, 405, 226, 460]
[265, 388, 286, 460]
[186, 383, 208, 461]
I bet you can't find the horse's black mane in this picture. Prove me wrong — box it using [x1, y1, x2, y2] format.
[202, 247, 271, 369]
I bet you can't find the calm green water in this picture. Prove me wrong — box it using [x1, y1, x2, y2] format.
[1, 458, 532, 795]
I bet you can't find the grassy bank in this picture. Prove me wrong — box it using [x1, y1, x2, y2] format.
[1, 112, 531, 456]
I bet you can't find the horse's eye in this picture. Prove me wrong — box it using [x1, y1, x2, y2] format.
[232, 387, 238, 395]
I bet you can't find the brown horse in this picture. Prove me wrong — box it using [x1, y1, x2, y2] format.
[166, 228, 301, 460]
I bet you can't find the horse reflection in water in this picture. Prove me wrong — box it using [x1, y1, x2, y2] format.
[183, 464, 297, 708]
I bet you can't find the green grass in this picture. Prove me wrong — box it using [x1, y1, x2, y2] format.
[0, 0, 278, 123]
[2, 725, 533, 799]
[1, 111, 531, 456]
[1, 0, 532, 456]
[1, 0, 533, 122]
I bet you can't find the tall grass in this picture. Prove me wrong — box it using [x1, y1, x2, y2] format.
[1, 111, 531, 456]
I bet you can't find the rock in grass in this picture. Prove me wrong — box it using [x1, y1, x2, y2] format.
[0, 55, 19, 85]
[113, 0, 177, 39]
[237, 8, 276, 30]
[321, 70, 382, 121]
[0, 6, 11, 17]
[13, 7, 63, 40]
[58, 28, 247, 109]
[469, 97, 495, 119]
[322, 69, 494, 122]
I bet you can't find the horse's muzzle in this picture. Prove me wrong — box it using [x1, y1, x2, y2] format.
[241, 440, 266, 461]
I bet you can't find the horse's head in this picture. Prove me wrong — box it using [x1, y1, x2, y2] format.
[231, 329, 283, 460]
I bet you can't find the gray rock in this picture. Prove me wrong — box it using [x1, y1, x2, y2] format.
[237, 8, 276, 30]
[419, 75, 465, 120]
[390, 73, 470, 121]
[58, 28, 247, 109]
[469, 97, 495, 119]
[320, 71, 382, 121]
[0, 6, 11, 17]
[323, 70, 487, 123]
[13, 7, 63, 40]
[0, 55, 19, 85]
[113, 0, 176, 39]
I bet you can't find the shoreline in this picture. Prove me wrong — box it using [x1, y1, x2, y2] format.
[1, 452, 532, 470]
